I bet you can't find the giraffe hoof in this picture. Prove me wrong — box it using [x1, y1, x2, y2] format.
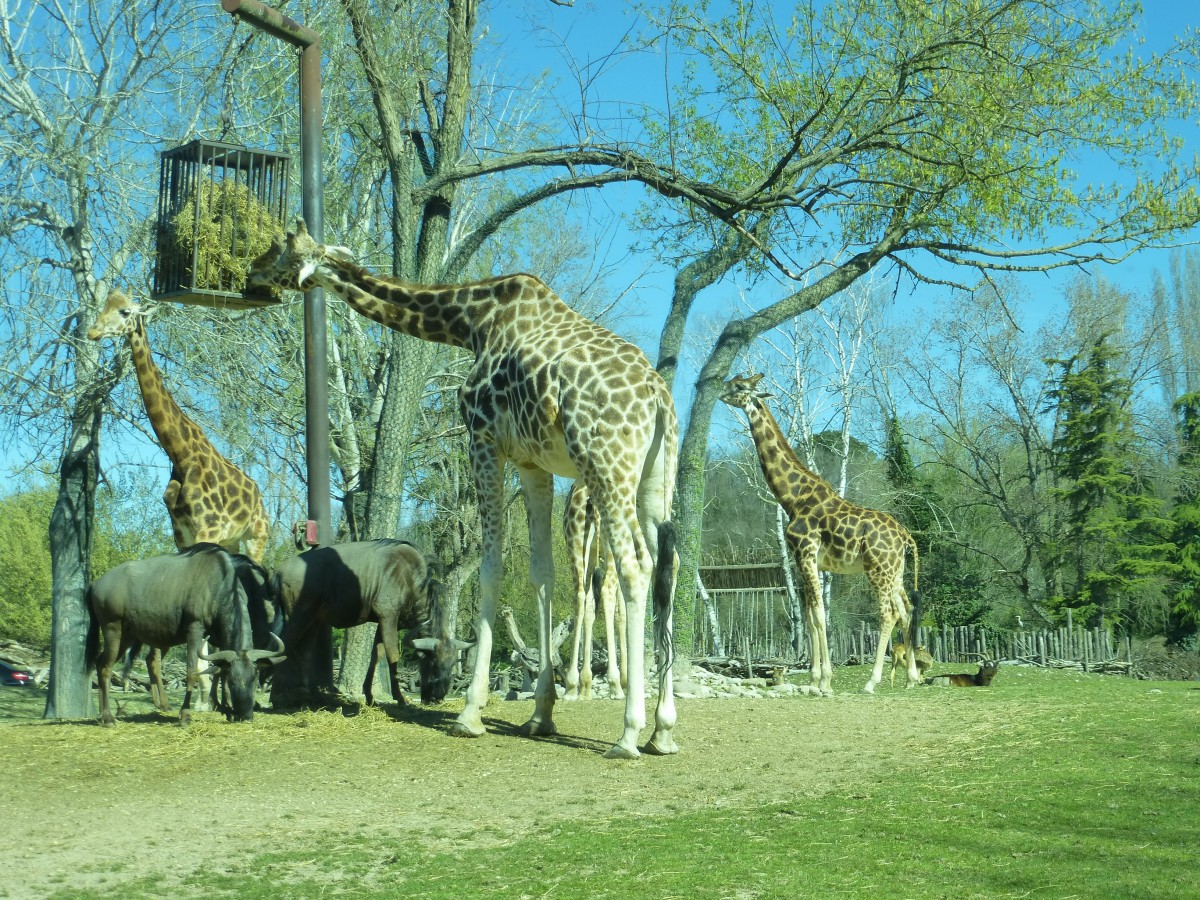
[449, 720, 486, 738]
[517, 718, 557, 737]
[604, 742, 640, 760]
[643, 734, 679, 756]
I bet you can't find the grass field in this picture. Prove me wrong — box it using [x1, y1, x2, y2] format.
[0, 664, 1196, 899]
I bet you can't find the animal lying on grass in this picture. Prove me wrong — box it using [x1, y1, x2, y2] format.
[923, 658, 999, 687]
[889, 642, 933, 687]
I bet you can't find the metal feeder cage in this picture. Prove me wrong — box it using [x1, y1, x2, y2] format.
[152, 138, 290, 308]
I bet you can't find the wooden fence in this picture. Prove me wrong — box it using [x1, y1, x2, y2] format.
[691, 585, 1131, 674]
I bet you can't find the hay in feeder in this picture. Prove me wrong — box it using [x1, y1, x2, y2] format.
[168, 179, 283, 299]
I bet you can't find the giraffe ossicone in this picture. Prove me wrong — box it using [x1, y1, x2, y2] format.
[719, 373, 922, 696]
[248, 219, 680, 758]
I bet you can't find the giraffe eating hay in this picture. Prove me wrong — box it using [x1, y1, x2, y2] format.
[562, 481, 626, 701]
[719, 373, 922, 695]
[247, 220, 679, 758]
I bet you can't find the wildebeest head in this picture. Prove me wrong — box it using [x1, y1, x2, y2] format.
[200, 634, 287, 721]
[408, 577, 471, 703]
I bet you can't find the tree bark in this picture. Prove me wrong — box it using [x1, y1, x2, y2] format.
[43, 400, 102, 720]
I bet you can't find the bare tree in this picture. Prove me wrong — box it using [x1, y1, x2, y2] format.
[0, 0, 240, 717]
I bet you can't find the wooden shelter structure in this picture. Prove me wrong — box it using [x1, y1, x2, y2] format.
[696, 563, 796, 659]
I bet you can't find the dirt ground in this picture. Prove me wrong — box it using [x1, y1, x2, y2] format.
[0, 672, 978, 899]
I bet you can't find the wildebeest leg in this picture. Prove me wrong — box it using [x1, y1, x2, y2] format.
[180, 621, 206, 726]
[362, 630, 379, 706]
[95, 623, 123, 727]
[377, 619, 407, 707]
[146, 647, 170, 713]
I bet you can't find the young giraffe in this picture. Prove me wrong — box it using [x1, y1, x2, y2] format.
[719, 373, 921, 695]
[562, 481, 626, 701]
[247, 220, 678, 758]
[88, 290, 272, 712]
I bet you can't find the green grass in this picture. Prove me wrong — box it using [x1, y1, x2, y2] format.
[31, 667, 1199, 900]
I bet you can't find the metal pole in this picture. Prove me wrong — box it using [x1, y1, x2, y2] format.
[222, 0, 331, 548]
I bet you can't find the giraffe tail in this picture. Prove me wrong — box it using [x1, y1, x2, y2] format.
[652, 521, 677, 673]
[906, 535, 922, 649]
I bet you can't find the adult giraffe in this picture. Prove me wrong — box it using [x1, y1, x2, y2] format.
[247, 220, 679, 758]
[719, 373, 921, 695]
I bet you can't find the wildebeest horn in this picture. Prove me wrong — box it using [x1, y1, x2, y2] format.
[246, 632, 286, 663]
[410, 637, 439, 652]
[199, 648, 237, 664]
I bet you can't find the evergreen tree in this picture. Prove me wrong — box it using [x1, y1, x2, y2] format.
[884, 416, 988, 627]
[1167, 392, 1200, 645]
[1048, 334, 1174, 631]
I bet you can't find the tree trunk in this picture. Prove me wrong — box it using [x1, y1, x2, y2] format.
[43, 401, 102, 720]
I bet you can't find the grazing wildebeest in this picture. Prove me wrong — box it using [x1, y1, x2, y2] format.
[86, 544, 286, 726]
[273, 539, 471, 706]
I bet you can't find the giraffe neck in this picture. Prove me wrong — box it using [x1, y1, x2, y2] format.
[321, 258, 474, 349]
[745, 399, 833, 511]
[126, 318, 211, 466]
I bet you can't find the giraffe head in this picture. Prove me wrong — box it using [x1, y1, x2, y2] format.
[245, 218, 354, 295]
[719, 373, 771, 412]
[87, 290, 142, 341]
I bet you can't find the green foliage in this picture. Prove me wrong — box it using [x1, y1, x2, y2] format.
[1047, 333, 1175, 632]
[1168, 392, 1200, 644]
[168, 179, 283, 296]
[0, 487, 56, 646]
[0, 477, 175, 649]
[637, 0, 1200, 264]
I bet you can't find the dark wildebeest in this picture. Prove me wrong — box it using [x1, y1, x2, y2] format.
[86, 544, 285, 726]
[273, 539, 470, 706]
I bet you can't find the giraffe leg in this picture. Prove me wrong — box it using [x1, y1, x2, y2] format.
[516, 466, 558, 737]
[863, 572, 904, 694]
[453, 444, 506, 738]
[795, 549, 833, 696]
[599, 490, 663, 759]
[643, 519, 679, 756]
[601, 556, 625, 699]
[900, 591, 921, 688]
[244, 504, 270, 564]
[564, 503, 588, 701]
[579, 580, 596, 700]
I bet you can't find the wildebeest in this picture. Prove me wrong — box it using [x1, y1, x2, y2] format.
[86, 544, 285, 726]
[272, 539, 471, 706]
